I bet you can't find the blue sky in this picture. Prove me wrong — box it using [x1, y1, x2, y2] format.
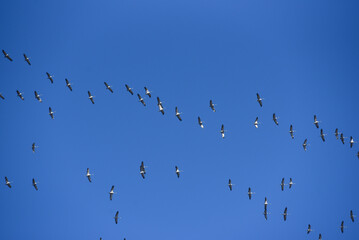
[0, 0, 359, 239]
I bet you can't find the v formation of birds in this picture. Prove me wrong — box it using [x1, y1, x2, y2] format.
[1, 49, 358, 239]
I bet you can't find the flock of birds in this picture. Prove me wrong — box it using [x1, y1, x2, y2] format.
[1, 49, 358, 239]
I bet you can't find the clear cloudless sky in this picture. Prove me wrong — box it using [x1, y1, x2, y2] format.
[0, 0, 359, 239]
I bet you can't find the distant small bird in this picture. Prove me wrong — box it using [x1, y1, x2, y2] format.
[86, 168, 92, 183]
[314, 115, 319, 128]
[32, 142, 38, 153]
[303, 139, 308, 151]
[157, 97, 164, 115]
[357, 151, 359, 160]
[228, 179, 233, 191]
[335, 128, 340, 140]
[104, 82, 113, 93]
[2, 50, 13, 61]
[209, 100, 216, 112]
[34, 91, 42, 102]
[125, 84, 133, 95]
[49, 107, 54, 119]
[144, 87, 151, 98]
[5, 177, 11, 188]
[114, 211, 119, 224]
[350, 210, 355, 222]
[273, 113, 279, 125]
[175, 107, 182, 121]
[320, 129, 326, 142]
[289, 125, 294, 139]
[175, 166, 181, 178]
[65, 79, 72, 91]
[16, 90, 24, 100]
[23, 53, 31, 65]
[137, 94, 146, 106]
[32, 178, 38, 191]
[264, 197, 268, 210]
[254, 117, 259, 128]
[350, 136, 354, 148]
[282, 207, 288, 221]
[109, 186, 115, 200]
[340, 133, 345, 144]
[319, 233, 322, 240]
[220, 124, 225, 138]
[307, 224, 312, 234]
[46, 72, 54, 84]
[0, 93, 4, 100]
[281, 178, 285, 191]
[340, 221, 344, 233]
[248, 187, 254, 200]
[289, 178, 294, 189]
[256, 93, 263, 107]
[198, 117, 204, 128]
[88, 91, 94, 104]
[140, 161, 146, 179]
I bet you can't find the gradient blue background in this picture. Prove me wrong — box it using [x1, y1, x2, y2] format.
[0, 0, 358, 239]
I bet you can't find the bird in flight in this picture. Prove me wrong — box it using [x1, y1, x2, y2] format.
[144, 87, 151, 98]
[314, 115, 320, 128]
[340, 133, 345, 144]
[357, 151, 359, 160]
[254, 117, 259, 128]
[248, 187, 254, 200]
[335, 128, 340, 140]
[289, 125, 294, 139]
[32, 142, 38, 153]
[109, 186, 115, 200]
[318, 233, 322, 240]
[280, 178, 285, 191]
[0, 93, 4, 100]
[289, 178, 294, 189]
[175, 166, 181, 178]
[5, 177, 11, 188]
[86, 168, 92, 183]
[320, 129, 326, 142]
[23, 54, 31, 65]
[46, 72, 54, 84]
[198, 117, 204, 128]
[16, 90, 24, 100]
[137, 94, 146, 106]
[2, 50, 13, 61]
[125, 84, 133, 95]
[303, 139, 308, 151]
[175, 107, 182, 121]
[32, 178, 38, 191]
[264, 197, 268, 210]
[307, 224, 312, 234]
[65, 79, 72, 91]
[34, 91, 42, 103]
[273, 113, 279, 125]
[104, 82, 113, 93]
[114, 211, 120, 224]
[157, 97, 164, 115]
[350, 136, 354, 148]
[140, 161, 146, 179]
[228, 179, 233, 191]
[220, 124, 225, 138]
[88, 91, 95, 104]
[49, 107, 54, 119]
[256, 93, 263, 107]
[263, 209, 268, 220]
[209, 100, 216, 112]
[282, 207, 288, 221]
[340, 221, 344, 233]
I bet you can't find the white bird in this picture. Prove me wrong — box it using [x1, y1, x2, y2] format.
[49, 107, 54, 119]
[2, 49, 13, 61]
[125, 84, 133, 95]
[32, 142, 38, 153]
[320, 129, 326, 142]
[175, 107, 182, 121]
[273, 113, 279, 125]
[281, 178, 286, 191]
[65, 79, 72, 91]
[32, 178, 38, 191]
[282, 207, 288, 221]
[34, 91, 42, 102]
[334, 128, 340, 140]
[137, 94, 146, 106]
[209, 100, 216, 112]
[16, 90, 24, 100]
[307, 224, 313, 234]
[23, 54, 31, 65]
[86, 168, 92, 183]
[88, 91, 95, 104]
[289, 178, 294, 189]
[144, 87, 151, 98]
[109, 185, 115, 200]
[175, 166, 181, 178]
[256, 93, 263, 107]
[220, 124, 225, 138]
[248, 187, 255, 200]
[5, 177, 11, 188]
[104, 82, 113, 93]
[46, 72, 54, 84]
[198, 117, 204, 128]
[303, 139, 308, 151]
[289, 125, 295, 139]
[254, 117, 259, 128]
[140, 161, 146, 179]
[314, 115, 320, 128]
[350, 136, 354, 148]
[228, 179, 233, 191]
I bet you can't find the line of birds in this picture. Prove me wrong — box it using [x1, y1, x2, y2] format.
[1, 49, 358, 239]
